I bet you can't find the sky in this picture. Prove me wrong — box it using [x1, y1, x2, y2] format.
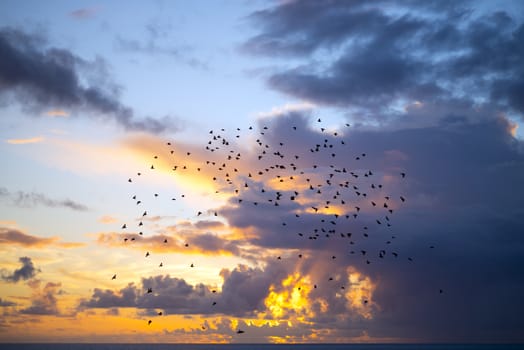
[1, 0, 524, 344]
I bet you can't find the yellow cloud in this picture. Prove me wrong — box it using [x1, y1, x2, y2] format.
[345, 266, 377, 319]
[264, 272, 315, 321]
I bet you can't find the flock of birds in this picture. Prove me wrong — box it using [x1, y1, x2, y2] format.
[113, 117, 439, 331]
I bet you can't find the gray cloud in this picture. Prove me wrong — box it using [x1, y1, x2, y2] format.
[114, 19, 209, 70]
[0, 298, 16, 307]
[0, 27, 181, 133]
[0, 187, 88, 211]
[243, 1, 524, 122]
[1, 256, 39, 283]
[212, 110, 524, 341]
[21, 281, 62, 315]
[69, 8, 98, 20]
[80, 261, 290, 317]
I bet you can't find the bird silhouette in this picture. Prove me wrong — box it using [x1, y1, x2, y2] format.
[118, 118, 428, 329]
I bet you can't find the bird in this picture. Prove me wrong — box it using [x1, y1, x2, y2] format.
[120, 118, 434, 330]
[111, 274, 116, 280]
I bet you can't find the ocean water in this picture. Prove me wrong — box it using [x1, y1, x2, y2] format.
[0, 345, 522, 350]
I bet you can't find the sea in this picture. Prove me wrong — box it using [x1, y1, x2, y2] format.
[0, 345, 522, 350]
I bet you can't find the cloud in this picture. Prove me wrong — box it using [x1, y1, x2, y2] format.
[95, 101, 524, 340]
[80, 263, 289, 317]
[256, 102, 316, 119]
[0, 298, 16, 307]
[193, 220, 224, 230]
[243, 1, 524, 123]
[79, 275, 213, 314]
[0, 227, 83, 248]
[123, 109, 523, 340]
[44, 109, 69, 117]
[114, 20, 209, 70]
[207, 110, 524, 341]
[6, 136, 44, 144]
[69, 7, 99, 20]
[0, 187, 88, 211]
[21, 281, 62, 315]
[0, 27, 181, 133]
[1, 256, 39, 282]
[98, 215, 118, 224]
[95, 229, 240, 257]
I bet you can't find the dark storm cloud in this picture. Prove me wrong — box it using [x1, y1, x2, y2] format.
[0, 187, 88, 211]
[244, 1, 524, 120]
[218, 263, 289, 316]
[0, 27, 181, 133]
[1, 256, 39, 283]
[215, 110, 524, 341]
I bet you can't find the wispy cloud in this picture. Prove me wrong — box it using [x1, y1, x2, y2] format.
[44, 109, 69, 117]
[114, 19, 209, 70]
[0, 187, 88, 211]
[69, 7, 99, 20]
[6, 136, 44, 144]
[0, 227, 83, 248]
[98, 215, 118, 224]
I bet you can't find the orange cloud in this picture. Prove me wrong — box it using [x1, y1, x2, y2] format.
[98, 215, 118, 224]
[6, 136, 44, 145]
[94, 230, 239, 256]
[0, 227, 83, 248]
[45, 109, 69, 117]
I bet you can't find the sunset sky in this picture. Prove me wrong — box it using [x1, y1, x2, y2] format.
[1, 0, 524, 344]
